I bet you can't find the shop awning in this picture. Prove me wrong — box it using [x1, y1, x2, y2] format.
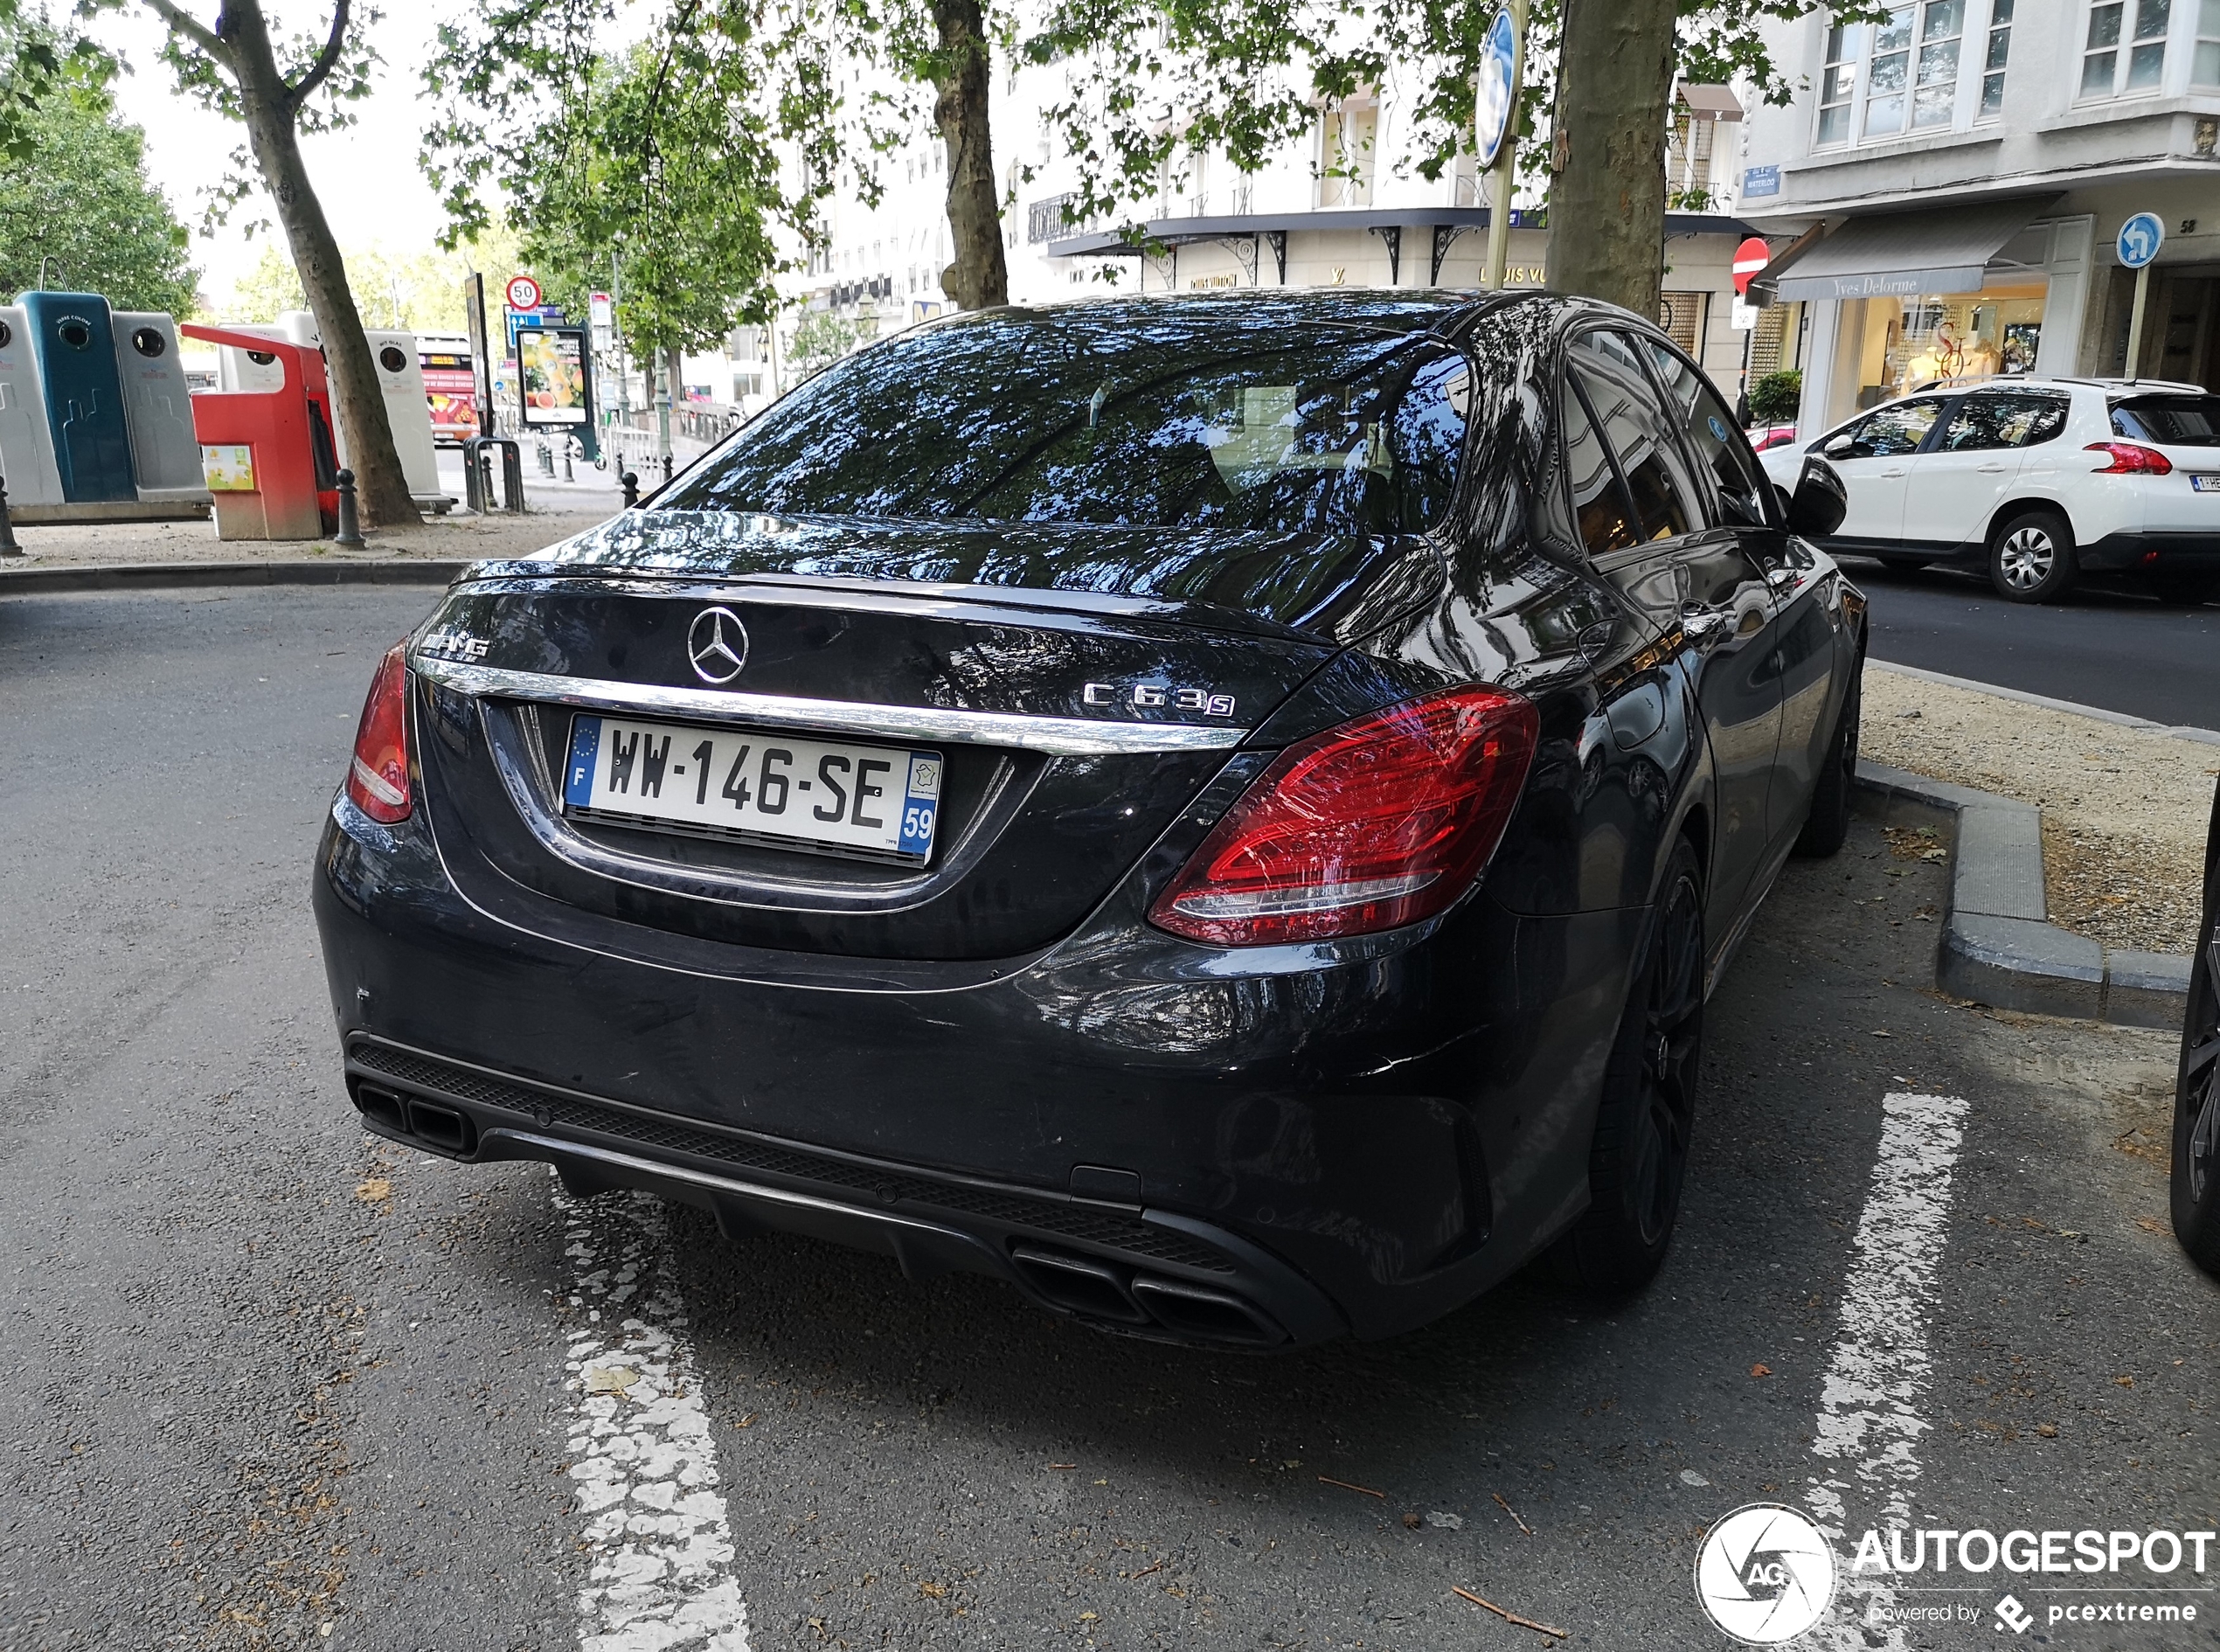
[1771, 196, 2061, 302]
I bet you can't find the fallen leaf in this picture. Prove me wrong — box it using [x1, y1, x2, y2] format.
[1750, 1364, 1772, 1378]
[1403, 1512, 1422, 1529]
[584, 1365, 640, 1395]
[919, 1580, 947, 1599]
[2114, 1375, 2135, 1389]
[2036, 1423, 2058, 1438]
[354, 1177, 391, 1204]
[2135, 1217, 2168, 1235]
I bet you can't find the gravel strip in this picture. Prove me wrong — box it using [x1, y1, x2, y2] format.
[1862, 663, 2217, 954]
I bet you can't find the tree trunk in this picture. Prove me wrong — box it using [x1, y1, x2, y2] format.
[1550, 0, 1676, 318]
[931, 0, 1008, 309]
[222, 0, 420, 527]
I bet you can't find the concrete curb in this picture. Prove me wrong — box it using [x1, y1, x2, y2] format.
[0, 559, 468, 594]
[1853, 757, 2191, 1029]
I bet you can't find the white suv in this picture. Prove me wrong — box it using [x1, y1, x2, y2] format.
[1757, 378, 2220, 604]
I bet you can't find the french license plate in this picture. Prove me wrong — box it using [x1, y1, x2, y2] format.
[2191, 475, 2220, 492]
[563, 714, 941, 861]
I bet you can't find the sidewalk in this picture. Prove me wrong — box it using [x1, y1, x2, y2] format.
[1, 457, 626, 571]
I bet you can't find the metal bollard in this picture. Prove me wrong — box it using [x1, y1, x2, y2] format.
[0, 472, 20, 557]
[333, 469, 364, 547]
[562, 440, 576, 482]
[661, 453, 674, 484]
[537, 441, 556, 478]
[621, 471, 640, 510]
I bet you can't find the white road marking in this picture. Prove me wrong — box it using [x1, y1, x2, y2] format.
[556, 1181, 751, 1652]
[1804, 1091, 1969, 1651]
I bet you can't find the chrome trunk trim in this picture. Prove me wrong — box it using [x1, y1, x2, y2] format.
[410, 657, 1247, 755]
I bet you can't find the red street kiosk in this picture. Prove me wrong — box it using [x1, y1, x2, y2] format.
[182, 323, 340, 540]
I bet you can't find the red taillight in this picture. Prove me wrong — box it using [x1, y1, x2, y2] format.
[1148, 687, 1540, 947]
[345, 642, 413, 823]
[2085, 441, 2173, 475]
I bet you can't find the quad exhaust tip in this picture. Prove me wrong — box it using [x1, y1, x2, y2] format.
[352, 1080, 478, 1156]
[1011, 1245, 1287, 1348]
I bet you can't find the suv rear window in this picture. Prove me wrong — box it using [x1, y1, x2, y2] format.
[663, 309, 1473, 536]
[2111, 396, 2220, 446]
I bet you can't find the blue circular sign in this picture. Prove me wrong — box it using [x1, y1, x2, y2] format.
[1474, 9, 1519, 170]
[2118, 212, 2166, 270]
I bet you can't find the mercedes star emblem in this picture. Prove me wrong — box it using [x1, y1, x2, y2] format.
[687, 607, 749, 684]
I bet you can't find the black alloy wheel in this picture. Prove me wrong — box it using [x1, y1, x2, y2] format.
[1988, 508, 2079, 603]
[2173, 838, 2220, 1278]
[1793, 668, 1862, 859]
[1554, 839, 1705, 1293]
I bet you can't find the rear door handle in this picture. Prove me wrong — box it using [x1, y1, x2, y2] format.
[1878, 467, 1908, 478]
[1681, 606, 1731, 642]
[1975, 462, 2008, 474]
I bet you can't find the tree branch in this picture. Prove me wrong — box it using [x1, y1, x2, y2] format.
[285, 0, 350, 112]
[143, 0, 226, 62]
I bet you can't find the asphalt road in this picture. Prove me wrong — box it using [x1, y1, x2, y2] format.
[2, 586, 2215, 1651]
[1847, 556, 2220, 729]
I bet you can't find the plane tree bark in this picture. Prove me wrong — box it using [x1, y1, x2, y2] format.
[143, 0, 420, 526]
[1549, 0, 1678, 317]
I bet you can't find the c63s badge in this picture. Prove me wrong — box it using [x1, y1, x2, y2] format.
[1084, 681, 1237, 718]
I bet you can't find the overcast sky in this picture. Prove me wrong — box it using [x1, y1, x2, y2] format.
[97, 0, 459, 306]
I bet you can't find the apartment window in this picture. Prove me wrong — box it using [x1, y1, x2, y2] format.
[2196, 0, 2220, 84]
[1818, 24, 1857, 143]
[2080, 0, 2171, 97]
[1821, 3, 1967, 146]
[1320, 105, 1377, 206]
[1981, 0, 2013, 113]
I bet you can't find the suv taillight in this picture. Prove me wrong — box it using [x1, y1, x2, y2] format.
[345, 643, 413, 823]
[1148, 687, 1539, 947]
[2086, 441, 2173, 475]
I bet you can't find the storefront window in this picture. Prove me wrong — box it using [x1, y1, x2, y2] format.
[1847, 282, 2047, 407]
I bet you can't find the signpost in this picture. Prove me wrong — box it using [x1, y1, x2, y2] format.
[2118, 212, 2165, 379]
[1731, 235, 1770, 422]
[1477, 0, 1528, 291]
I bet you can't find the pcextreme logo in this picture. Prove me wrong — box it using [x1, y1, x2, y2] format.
[1695, 1503, 1837, 1644]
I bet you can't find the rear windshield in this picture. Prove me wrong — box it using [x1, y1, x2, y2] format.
[2111, 395, 2220, 446]
[661, 309, 1472, 536]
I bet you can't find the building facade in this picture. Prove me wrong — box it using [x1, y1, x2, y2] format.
[1738, 0, 2220, 433]
[751, 69, 1764, 402]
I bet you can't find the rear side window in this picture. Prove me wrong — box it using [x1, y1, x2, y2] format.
[1832, 398, 1946, 457]
[1560, 379, 1641, 557]
[1636, 335, 1775, 524]
[2112, 395, 2220, 446]
[1937, 392, 2070, 452]
[1569, 333, 1697, 540]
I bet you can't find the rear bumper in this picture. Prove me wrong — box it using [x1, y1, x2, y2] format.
[2078, 531, 2220, 572]
[316, 793, 1640, 1347]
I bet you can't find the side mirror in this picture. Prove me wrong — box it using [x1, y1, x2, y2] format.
[1786, 455, 1849, 538]
[1822, 433, 1856, 459]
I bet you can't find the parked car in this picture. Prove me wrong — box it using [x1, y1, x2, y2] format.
[1747, 422, 1799, 454]
[1757, 378, 2220, 604]
[315, 291, 1859, 1350]
[2177, 778, 2220, 1280]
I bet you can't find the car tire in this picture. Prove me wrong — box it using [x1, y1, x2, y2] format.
[2173, 884, 2220, 1280]
[1551, 839, 1704, 1295]
[1988, 509, 2078, 603]
[1794, 668, 1861, 859]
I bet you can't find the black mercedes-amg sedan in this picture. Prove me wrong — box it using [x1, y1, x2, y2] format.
[315, 290, 1859, 1349]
